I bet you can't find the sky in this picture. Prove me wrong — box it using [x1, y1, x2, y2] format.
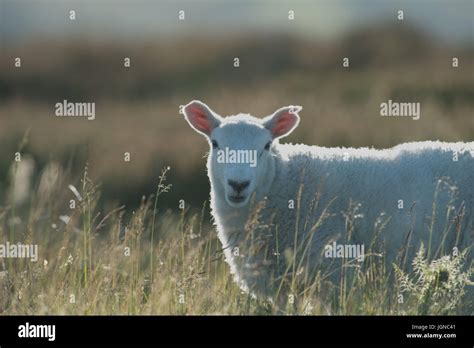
[1, 0, 473, 46]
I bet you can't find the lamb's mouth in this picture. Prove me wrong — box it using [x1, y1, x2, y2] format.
[228, 195, 246, 203]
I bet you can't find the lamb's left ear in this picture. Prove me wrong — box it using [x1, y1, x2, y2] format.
[182, 100, 222, 137]
[263, 105, 302, 139]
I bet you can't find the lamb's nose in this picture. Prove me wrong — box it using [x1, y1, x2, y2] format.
[228, 180, 250, 194]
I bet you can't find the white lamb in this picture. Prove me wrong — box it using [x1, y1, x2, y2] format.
[182, 100, 473, 302]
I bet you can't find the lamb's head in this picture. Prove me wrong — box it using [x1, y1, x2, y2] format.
[183, 100, 301, 208]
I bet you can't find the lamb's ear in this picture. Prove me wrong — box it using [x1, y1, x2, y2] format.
[263, 105, 301, 139]
[182, 100, 222, 137]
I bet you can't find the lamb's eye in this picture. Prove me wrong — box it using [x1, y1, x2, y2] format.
[211, 140, 219, 149]
[264, 141, 271, 151]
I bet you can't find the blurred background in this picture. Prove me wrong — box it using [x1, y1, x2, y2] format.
[0, 0, 473, 211]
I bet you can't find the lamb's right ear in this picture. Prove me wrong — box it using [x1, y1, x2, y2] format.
[182, 100, 222, 137]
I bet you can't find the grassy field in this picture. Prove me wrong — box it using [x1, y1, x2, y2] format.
[0, 164, 472, 315]
[0, 25, 473, 315]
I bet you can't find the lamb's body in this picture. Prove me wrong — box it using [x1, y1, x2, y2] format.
[211, 141, 474, 298]
[182, 101, 473, 301]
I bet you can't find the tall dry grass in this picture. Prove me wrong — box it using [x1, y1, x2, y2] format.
[0, 163, 471, 315]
